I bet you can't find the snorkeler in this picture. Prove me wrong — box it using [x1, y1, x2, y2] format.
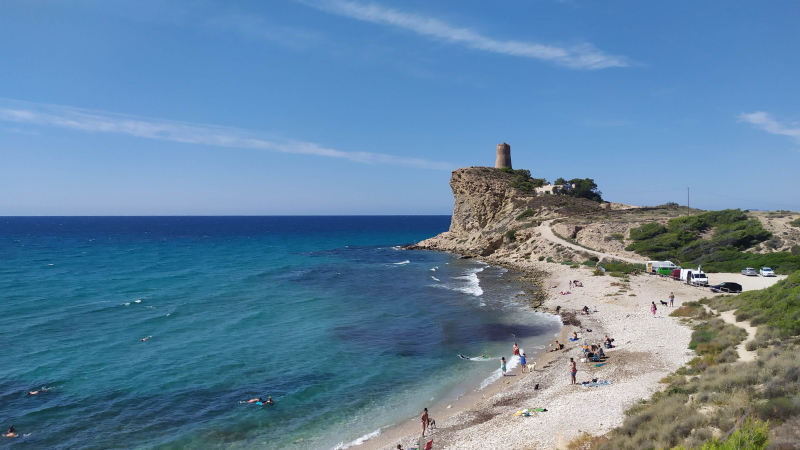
[3, 426, 17, 438]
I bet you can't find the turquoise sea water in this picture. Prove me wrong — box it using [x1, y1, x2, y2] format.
[0, 217, 560, 449]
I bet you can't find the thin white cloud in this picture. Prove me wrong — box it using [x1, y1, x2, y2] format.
[738, 111, 800, 144]
[0, 100, 454, 170]
[305, 0, 628, 70]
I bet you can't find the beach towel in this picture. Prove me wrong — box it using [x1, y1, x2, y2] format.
[514, 408, 547, 416]
[581, 380, 612, 388]
[569, 338, 579, 341]
[593, 363, 606, 367]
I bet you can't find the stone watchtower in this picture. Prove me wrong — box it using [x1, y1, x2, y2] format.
[495, 143, 512, 169]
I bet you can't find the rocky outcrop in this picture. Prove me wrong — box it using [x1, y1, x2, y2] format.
[409, 167, 606, 258]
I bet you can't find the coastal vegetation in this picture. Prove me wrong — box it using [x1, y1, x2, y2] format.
[625, 209, 800, 274]
[498, 167, 547, 194]
[790, 217, 800, 227]
[552, 177, 604, 202]
[578, 271, 800, 450]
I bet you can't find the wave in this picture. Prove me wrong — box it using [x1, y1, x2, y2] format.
[452, 267, 484, 296]
[430, 266, 438, 271]
[479, 353, 521, 390]
[393, 260, 410, 265]
[431, 276, 440, 282]
[330, 428, 381, 450]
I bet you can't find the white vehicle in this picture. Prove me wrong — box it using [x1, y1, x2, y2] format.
[646, 260, 678, 274]
[759, 267, 776, 277]
[680, 266, 709, 286]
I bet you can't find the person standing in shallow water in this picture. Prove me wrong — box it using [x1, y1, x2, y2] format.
[500, 357, 507, 376]
[512, 342, 520, 357]
[421, 408, 428, 437]
[651, 301, 657, 316]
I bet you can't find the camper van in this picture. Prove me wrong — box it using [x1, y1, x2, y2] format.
[646, 261, 679, 274]
[680, 267, 708, 286]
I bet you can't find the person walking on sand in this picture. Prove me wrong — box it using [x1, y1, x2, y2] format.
[500, 357, 507, 376]
[669, 292, 675, 307]
[421, 408, 429, 437]
[570, 358, 577, 385]
[651, 301, 657, 316]
[512, 342, 520, 357]
[520, 353, 527, 373]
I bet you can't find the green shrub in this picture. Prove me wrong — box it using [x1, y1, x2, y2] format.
[516, 209, 536, 221]
[791, 245, 800, 256]
[623, 209, 800, 273]
[604, 233, 625, 242]
[505, 229, 516, 242]
[790, 217, 800, 227]
[538, 256, 545, 261]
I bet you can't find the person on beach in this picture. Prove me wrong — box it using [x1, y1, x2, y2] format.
[520, 353, 527, 373]
[570, 358, 577, 385]
[500, 357, 507, 376]
[421, 408, 429, 437]
[549, 341, 563, 352]
[569, 280, 573, 289]
[581, 305, 590, 315]
[513, 342, 520, 356]
[669, 292, 675, 307]
[572, 331, 578, 340]
[3, 427, 17, 438]
[651, 301, 657, 316]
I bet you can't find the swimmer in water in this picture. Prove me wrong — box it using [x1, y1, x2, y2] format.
[3, 426, 17, 438]
[140, 336, 151, 342]
[266, 396, 274, 405]
[247, 397, 263, 403]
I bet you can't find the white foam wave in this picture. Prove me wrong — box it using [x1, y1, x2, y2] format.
[431, 276, 440, 282]
[121, 303, 130, 306]
[134, 299, 142, 303]
[430, 266, 438, 271]
[330, 428, 381, 450]
[452, 267, 484, 296]
[393, 260, 410, 265]
[479, 353, 521, 390]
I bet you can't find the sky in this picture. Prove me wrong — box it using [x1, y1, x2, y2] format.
[1, 0, 799, 215]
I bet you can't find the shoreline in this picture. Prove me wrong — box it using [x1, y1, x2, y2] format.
[347, 260, 560, 450]
[355, 258, 711, 450]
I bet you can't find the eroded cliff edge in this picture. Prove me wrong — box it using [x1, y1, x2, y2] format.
[409, 166, 612, 259]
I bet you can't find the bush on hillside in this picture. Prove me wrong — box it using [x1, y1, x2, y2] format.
[498, 168, 547, 194]
[704, 271, 800, 340]
[622, 209, 800, 273]
[790, 217, 800, 227]
[516, 209, 536, 221]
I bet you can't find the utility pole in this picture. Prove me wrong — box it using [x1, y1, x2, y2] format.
[687, 187, 690, 216]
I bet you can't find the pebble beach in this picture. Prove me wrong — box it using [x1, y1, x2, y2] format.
[361, 263, 717, 450]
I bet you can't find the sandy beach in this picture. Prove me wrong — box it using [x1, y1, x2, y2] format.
[359, 263, 786, 450]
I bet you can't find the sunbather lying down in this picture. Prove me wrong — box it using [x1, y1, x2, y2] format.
[559, 291, 571, 295]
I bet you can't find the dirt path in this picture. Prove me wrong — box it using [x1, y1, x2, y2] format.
[537, 220, 644, 264]
[703, 306, 758, 363]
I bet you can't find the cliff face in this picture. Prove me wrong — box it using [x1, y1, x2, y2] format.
[411, 167, 607, 258]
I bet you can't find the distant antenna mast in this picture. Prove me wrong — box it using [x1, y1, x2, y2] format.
[687, 187, 690, 215]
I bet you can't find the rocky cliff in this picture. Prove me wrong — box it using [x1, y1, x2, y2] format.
[410, 167, 608, 259]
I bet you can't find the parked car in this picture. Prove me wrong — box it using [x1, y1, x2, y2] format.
[710, 282, 743, 294]
[741, 267, 757, 276]
[759, 267, 776, 277]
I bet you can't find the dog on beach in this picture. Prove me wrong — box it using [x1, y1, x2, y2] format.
[526, 362, 536, 373]
[428, 418, 436, 430]
[659, 300, 669, 306]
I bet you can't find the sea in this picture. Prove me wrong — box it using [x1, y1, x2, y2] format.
[0, 216, 561, 450]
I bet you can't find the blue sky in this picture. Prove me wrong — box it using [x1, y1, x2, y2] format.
[1, 0, 798, 215]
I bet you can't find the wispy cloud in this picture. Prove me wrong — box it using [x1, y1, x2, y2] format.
[204, 13, 325, 50]
[0, 100, 454, 170]
[304, 0, 628, 70]
[738, 111, 800, 144]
